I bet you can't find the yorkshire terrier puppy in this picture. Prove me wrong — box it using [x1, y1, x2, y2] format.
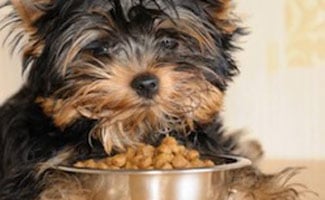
[0, 0, 307, 199]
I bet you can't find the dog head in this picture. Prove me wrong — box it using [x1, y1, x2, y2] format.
[4, 0, 243, 152]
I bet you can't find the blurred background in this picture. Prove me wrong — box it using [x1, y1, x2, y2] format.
[223, 0, 325, 160]
[0, 0, 324, 197]
[226, 1, 324, 198]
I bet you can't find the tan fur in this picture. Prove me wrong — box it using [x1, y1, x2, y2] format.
[7, 0, 49, 62]
[10, 0, 50, 35]
[23, 40, 45, 60]
[36, 97, 81, 129]
[207, 0, 239, 34]
[10, 0, 48, 24]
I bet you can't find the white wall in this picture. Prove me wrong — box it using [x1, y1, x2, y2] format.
[0, 0, 324, 159]
[0, 31, 22, 103]
[0, 6, 22, 103]
[223, 0, 325, 159]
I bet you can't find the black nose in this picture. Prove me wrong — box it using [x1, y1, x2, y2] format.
[131, 73, 159, 98]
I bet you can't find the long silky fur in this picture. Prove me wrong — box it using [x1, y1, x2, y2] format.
[0, 0, 314, 200]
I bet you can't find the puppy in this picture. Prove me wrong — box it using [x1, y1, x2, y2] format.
[0, 0, 308, 199]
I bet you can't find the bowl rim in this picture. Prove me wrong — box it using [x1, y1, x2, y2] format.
[55, 155, 251, 175]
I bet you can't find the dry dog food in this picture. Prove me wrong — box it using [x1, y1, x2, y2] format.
[74, 136, 214, 169]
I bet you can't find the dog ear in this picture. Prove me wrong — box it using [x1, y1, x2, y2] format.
[204, 0, 239, 34]
[11, 0, 50, 30]
[9, 0, 52, 67]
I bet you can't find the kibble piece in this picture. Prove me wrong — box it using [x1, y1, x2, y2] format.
[203, 160, 215, 167]
[161, 136, 178, 146]
[74, 161, 86, 168]
[126, 147, 136, 158]
[190, 159, 205, 168]
[153, 153, 174, 168]
[107, 165, 121, 170]
[170, 144, 185, 154]
[96, 162, 109, 169]
[171, 155, 190, 168]
[156, 144, 172, 154]
[160, 163, 173, 169]
[111, 154, 127, 167]
[185, 149, 200, 161]
[84, 159, 97, 168]
[126, 161, 139, 169]
[138, 144, 155, 157]
[104, 157, 112, 165]
[138, 157, 153, 169]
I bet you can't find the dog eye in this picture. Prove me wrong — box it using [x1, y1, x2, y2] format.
[91, 46, 109, 56]
[85, 41, 113, 57]
[160, 38, 179, 50]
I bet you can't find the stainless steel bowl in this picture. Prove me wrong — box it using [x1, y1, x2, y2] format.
[56, 155, 251, 200]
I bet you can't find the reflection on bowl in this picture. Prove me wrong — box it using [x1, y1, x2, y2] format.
[56, 155, 251, 200]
